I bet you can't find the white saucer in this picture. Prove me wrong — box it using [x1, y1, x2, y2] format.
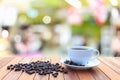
[61, 57, 100, 70]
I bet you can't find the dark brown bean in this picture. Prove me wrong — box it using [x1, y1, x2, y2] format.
[7, 60, 68, 78]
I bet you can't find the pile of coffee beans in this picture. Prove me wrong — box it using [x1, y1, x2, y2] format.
[64, 60, 85, 66]
[7, 61, 68, 78]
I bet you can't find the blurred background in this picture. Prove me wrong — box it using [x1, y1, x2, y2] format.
[0, 0, 120, 57]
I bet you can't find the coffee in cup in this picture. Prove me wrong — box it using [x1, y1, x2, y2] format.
[68, 46, 100, 65]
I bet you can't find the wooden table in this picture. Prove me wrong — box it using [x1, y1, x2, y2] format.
[0, 57, 120, 80]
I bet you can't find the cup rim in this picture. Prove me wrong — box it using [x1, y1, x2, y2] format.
[69, 46, 93, 51]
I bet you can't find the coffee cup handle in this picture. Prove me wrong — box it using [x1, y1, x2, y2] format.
[92, 49, 100, 59]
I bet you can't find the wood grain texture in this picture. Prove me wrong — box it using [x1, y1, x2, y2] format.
[64, 68, 79, 80]
[100, 57, 120, 74]
[2, 57, 32, 80]
[49, 57, 64, 80]
[0, 57, 23, 80]
[34, 57, 50, 80]
[77, 70, 95, 80]
[89, 67, 110, 80]
[115, 57, 120, 61]
[0, 57, 120, 80]
[0, 57, 13, 69]
[105, 57, 120, 69]
[98, 57, 120, 80]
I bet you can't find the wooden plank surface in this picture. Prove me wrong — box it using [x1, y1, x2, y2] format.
[105, 57, 120, 69]
[115, 57, 120, 61]
[89, 67, 110, 80]
[77, 70, 95, 80]
[2, 57, 32, 80]
[0, 57, 14, 69]
[64, 67, 79, 80]
[0, 57, 120, 80]
[98, 57, 120, 80]
[0, 57, 23, 80]
[100, 57, 120, 74]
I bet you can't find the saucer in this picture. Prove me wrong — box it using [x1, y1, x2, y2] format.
[61, 57, 100, 70]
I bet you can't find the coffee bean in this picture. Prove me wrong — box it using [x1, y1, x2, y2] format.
[10, 64, 13, 67]
[7, 60, 68, 78]
[11, 67, 14, 70]
[28, 71, 35, 74]
[63, 69, 68, 74]
[7, 66, 10, 70]
[55, 63, 59, 66]
[22, 69, 24, 72]
[65, 60, 85, 66]
[15, 68, 21, 71]
[52, 72, 58, 78]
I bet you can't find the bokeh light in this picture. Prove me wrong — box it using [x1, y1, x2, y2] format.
[2, 30, 9, 38]
[42, 16, 51, 24]
[27, 9, 38, 18]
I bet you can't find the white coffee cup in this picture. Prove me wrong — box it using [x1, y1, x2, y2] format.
[68, 46, 100, 65]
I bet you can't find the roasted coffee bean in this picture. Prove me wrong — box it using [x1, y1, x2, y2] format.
[9, 64, 13, 67]
[43, 72, 47, 75]
[15, 68, 21, 71]
[55, 63, 59, 66]
[22, 69, 24, 72]
[63, 69, 68, 74]
[61, 67, 64, 69]
[7, 66, 11, 70]
[27, 71, 35, 74]
[7, 65, 14, 70]
[52, 72, 58, 78]
[65, 60, 85, 66]
[7, 60, 68, 78]
[26, 71, 31, 74]
[11, 67, 14, 70]
[40, 71, 44, 75]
